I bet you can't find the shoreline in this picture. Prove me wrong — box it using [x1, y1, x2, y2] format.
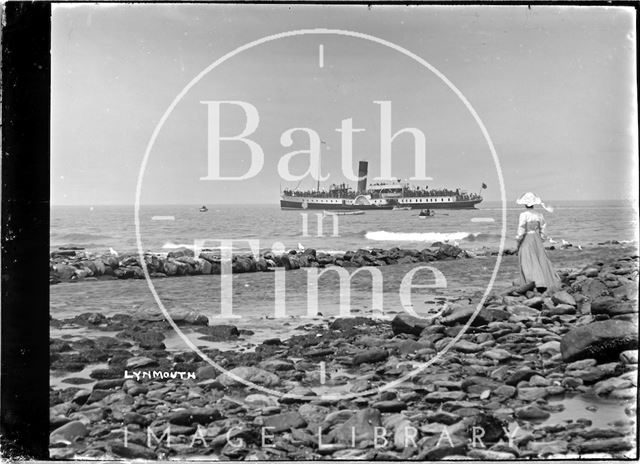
[49, 240, 637, 285]
[49, 246, 638, 459]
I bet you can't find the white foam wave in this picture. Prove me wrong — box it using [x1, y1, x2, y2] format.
[161, 242, 234, 251]
[365, 231, 476, 242]
[162, 242, 196, 250]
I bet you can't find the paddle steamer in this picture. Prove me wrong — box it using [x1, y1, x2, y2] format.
[280, 161, 484, 210]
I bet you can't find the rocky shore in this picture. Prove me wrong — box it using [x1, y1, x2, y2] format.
[49, 249, 638, 459]
[50, 243, 485, 284]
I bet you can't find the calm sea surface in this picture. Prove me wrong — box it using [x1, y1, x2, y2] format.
[51, 200, 638, 255]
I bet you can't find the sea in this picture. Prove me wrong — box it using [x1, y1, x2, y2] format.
[51, 200, 638, 255]
[50, 199, 638, 322]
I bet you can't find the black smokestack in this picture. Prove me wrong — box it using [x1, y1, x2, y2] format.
[357, 161, 368, 194]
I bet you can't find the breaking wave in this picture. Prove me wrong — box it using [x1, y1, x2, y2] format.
[365, 231, 480, 242]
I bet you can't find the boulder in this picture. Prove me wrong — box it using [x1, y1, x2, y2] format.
[168, 407, 221, 426]
[167, 248, 194, 259]
[391, 313, 431, 336]
[441, 305, 507, 327]
[551, 291, 576, 307]
[262, 411, 307, 432]
[502, 281, 535, 296]
[331, 408, 382, 445]
[49, 420, 88, 444]
[514, 405, 550, 421]
[197, 325, 239, 341]
[54, 264, 78, 280]
[353, 348, 388, 365]
[591, 296, 637, 317]
[216, 366, 280, 387]
[171, 310, 209, 326]
[581, 278, 609, 299]
[560, 319, 638, 362]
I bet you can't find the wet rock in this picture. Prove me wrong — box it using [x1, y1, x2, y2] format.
[418, 444, 468, 460]
[620, 350, 638, 364]
[298, 403, 330, 426]
[527, 440, 568, 456]
[126, 356, 157, 369]
[581, 278, 609, 299]
[330, 317, 380, 332]
[259, 359, 294, 371]
[453, 340, 482, 353]
[517, 387, 548, 401]
[441, 305, 508, 326]
[331, 408, 382, 445]
[551, 291, 576, 307]
[523, 297, 544, 309]
[591, 297, 637, 317]
[578, 437, 633, 453]
[54, 264, 78, 280]
[468, 449, 516, 459]
[609, 387, 636, 399]
[89, 368, 122, 380]
[505, 368, 538, 386]
[493, 385, 516, 398]
[110, 443, 156, 459]
[197, 325, 239, 341]
[372, 400, 407, 413]
[483, 348, 512, 362]
[167, 407, 221, 426]
[216, 366, 280, 387]
[560, 320, 638, 362]
[170, 310, 209, 326]
[549, 304, 576, 315]
[593, 374, 634, 396]
[117, 328, 165, 350]
[528, 375, 550, 387]
[262, 411, 307, 432]
[425, 411, 461, 425]
[391, 314, 431, 336]
[353, 348, 388, 365]
[49, 420, 88, 444]
[538, 340, 561, 356]
[502, 281, 535, 296]
[425, 391, 466, 402]
[510, 305, 540, 319]
[468, 413, 506, 444]
[514, 405, 550, 421]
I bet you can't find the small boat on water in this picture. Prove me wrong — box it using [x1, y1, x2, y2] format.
[323, 210, 365, 216]
[392, 206, 411, 211]
[199, 206, 208, 212]
[419, 209, 434, 218]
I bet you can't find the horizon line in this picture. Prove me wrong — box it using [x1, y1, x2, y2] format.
[50, 198, 637, 207]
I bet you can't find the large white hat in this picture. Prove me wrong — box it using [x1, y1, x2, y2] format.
[516, 192, 542, 207]
[516, 192, 554, 212]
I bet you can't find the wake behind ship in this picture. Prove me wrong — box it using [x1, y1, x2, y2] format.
[280, 161, 484, 210]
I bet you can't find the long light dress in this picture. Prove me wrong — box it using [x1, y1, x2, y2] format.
[516, 210, 560, 289]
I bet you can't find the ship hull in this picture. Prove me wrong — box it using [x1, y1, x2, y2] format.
[280, 197, 482, 210]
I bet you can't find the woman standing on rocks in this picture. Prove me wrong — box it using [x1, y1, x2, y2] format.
[515, 192, 560, 292]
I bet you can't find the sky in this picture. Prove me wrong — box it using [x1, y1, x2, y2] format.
[51, 4, 638, 205]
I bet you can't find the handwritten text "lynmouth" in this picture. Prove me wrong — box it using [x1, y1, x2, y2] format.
[124, 370, 196, 381]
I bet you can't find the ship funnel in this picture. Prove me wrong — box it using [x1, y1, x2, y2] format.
[357, 161, 368, 194]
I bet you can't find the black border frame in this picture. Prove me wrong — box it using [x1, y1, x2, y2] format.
[1, 1, 51, 459]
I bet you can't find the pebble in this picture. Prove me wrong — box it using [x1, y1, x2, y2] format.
[514, 405, 551, 421]
[49, 420, 88, 444]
